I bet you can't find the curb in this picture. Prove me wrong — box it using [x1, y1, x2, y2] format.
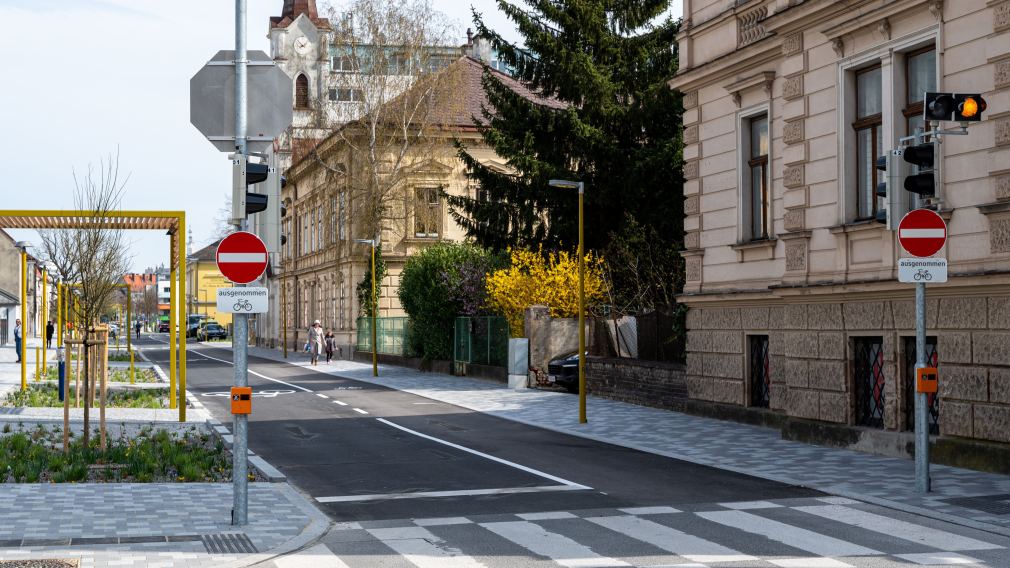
[189, 391, 287, 484]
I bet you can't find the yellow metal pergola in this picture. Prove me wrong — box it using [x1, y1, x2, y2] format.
[0, 210, 188, 422]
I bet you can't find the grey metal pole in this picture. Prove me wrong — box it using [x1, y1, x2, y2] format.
[232, 0, 249, 526]
[915, 281, 930, 493]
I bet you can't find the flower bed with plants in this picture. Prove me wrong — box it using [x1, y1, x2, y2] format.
[0, 423, 239, 483]
[34, 367, 159, 384]
[4, 384, 168, 409]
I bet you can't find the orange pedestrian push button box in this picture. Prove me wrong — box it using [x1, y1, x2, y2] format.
[231, 387, 252, 414]
[916, 367, 938, 394]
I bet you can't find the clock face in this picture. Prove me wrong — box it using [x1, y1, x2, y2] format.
[294, 37, 311, 55]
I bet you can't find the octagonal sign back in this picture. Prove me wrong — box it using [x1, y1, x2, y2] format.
[190, 50, 294, 152]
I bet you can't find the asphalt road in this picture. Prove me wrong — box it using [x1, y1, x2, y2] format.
[139, 335, 817, 522]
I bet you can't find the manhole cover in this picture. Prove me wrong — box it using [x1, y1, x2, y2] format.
[943, 494, 1010, 515]
[203, 533, 258, 554]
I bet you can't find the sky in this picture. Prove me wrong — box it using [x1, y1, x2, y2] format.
[0, 0, 683, 272]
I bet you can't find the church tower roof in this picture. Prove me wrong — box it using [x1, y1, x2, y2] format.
[271, 0, 330, 30]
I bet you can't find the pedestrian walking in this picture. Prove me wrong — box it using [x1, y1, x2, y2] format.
[135, 321, 141, 340]
[324, 329, 336, 364]
[13, 319, 22, 363]
[308, 320, 323, 366]
[45, 320, 54, 349]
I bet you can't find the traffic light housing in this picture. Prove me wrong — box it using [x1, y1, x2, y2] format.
[902, 141, 937, 198]
[922, 92, 987, 122]
[231, 154, 270, 222]
[874, 149, 909, 229]
[874, 154, 890, 225]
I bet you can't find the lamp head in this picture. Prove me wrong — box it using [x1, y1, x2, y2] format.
[548, 179, 581, 190]
[354, 238, 376, 246]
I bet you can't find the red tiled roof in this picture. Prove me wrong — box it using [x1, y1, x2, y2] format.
[122, 273, 157, 292]
[271, 0, 330, 30]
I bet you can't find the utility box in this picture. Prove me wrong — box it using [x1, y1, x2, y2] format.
[231, 387, 252, 414]
[508, 338, 529, 390]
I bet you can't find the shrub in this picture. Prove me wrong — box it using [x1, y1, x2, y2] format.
[486, 247, 609, 337]
[357, 244, 388, 317]
[398, 243, 501, 360]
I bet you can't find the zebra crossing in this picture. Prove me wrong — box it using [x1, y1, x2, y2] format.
[272, 496, 1010, 568]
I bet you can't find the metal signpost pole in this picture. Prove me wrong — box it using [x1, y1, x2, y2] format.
[232, 0, 249, 527]
[915, 282, 930, 492]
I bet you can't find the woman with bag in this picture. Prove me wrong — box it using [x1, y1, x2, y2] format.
[308, 320, 324, 366]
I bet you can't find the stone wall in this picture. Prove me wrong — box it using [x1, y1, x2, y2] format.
[587, 358, 687, 411]
[525, 306, 588, 372]
[685, 295, 1010, 444]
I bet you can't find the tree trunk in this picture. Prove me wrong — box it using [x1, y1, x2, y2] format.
[100, 329, 107, 451]
[82, 328, 90, 447]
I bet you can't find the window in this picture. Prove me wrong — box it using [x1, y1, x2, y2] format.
[386, 53, 409, 75]
[328, 88, 364, 102]
[317, 208, 323, 250]
[295, 74, 310, 109]
[330, 197, 337, 245]
[749, 335, 770, 408]
[902, 336, 939, 435]
[745, 114, 769, 240]
[414, 187, 440, 238]
[853, 66, 882, 220]
[903, 46, 936, 209]
[338, 192, 347, 240]
[853, 336, 885, 428]
[332, 55, 356, 73]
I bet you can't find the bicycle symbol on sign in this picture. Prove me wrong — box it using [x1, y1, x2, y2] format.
[233, 299, 254, 312]
[912, 269, 933, 282]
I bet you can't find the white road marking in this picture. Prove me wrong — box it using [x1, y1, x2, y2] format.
[517, 511, 577, 521]
[333, 400, 348, 406]
[769, 559, 853, 568]
[697, 510, 880, 557]
[366, 527, 488, 568]
[353, 408, 369, 415]
[187, 349, 313, 393]
[719, 500, 782, 510]
[413, 517, 472, 527]
[617, 506, 681, 515]
[481, 520, 632, 567]
[587, 515, 756, 564]
[272, 543, 351, 568]
[794, 505, 1003, 551]
[316, 393, 329, 398]
[376, 418, 591, 490]
[316, 485, 586, 503]
[894, 552, 982, 565]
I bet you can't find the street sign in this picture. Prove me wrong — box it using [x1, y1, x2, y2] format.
[216, 287, 269, 313]
[216, 232, 268, 284]
[898, 258, 948, 283]
[190, 50, 294, 152]
[898, 209, 947, 257]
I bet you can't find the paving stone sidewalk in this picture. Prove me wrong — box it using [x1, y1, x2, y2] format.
[242, 344, 1010, 536]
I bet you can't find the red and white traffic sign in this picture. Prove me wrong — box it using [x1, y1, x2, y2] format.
[216, 231, 268, 284]
[898, 209, 947, 258]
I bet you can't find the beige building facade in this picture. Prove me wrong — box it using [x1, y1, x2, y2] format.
[670, 0, 1010, 445]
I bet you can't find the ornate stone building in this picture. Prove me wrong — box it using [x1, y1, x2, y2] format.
[670, 0, 1010, 449]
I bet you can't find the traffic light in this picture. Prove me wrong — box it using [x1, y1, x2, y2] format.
[874, 154, 890, 225]
[922, 92, 987, 122]
[874, 149, 908, 229]
[903, 141, 937, 198]
[954, 93, 986, 122]
[231, 154, 270, 222]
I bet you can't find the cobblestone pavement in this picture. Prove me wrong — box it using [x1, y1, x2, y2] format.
[239, 344, 1010, 535]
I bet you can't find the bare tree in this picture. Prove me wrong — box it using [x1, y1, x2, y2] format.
[38, 153, 132, 449]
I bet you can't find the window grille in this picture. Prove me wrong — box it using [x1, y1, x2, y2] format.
[854, 337, 886, 428]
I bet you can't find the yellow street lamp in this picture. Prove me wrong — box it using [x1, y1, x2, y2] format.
[355, 238, 379, 377]
[549, 179, 587, 424]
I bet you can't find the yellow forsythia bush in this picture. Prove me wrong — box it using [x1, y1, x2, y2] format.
[486, 247, 609, 337]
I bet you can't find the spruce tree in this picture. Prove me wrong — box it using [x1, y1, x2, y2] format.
[446, 0, 684, 253]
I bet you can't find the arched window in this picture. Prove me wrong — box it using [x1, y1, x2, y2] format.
[295, 74, 310, 109]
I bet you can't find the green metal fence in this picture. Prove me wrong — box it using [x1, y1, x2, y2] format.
[454, 316, 509, 367]
[356, 317, 409, 356]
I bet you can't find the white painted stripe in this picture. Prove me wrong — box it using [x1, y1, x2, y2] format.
[377, 418, 591, 490]
[218, 252, 268, 263]
[794, 505, 1002, 551]
[895, 552, 982, 565]
[367, 527, 487, 568]
[272, 544, 351, 568]
[618, 506, 681, 515]
[353, 408, 369, 415]
[719, 500, 782, 510]
[188, 349, 313, 392]
[316, 393, 329, 398]
[587, 515, 756, 564]
[413, 517, 472, 527]
[333, 400, 348, 406]
[316, 485, 586, 503]
[816, 497, 860, 505]
[482, 521, 632, 567]
[517, 511, 577, 521]
[899, 228, 945, 239]
[696, 510, 880, 557]
[769, 559, 852, 568]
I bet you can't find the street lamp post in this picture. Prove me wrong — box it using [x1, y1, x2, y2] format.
[15, 241, 30, 391]
[548, 179, 587, 424]
[355, 238, 379, 377]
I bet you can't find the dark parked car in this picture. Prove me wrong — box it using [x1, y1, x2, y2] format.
[198, 323, 227, 341]
[547, 352, 585, 393]
[157, 322, 170, 333]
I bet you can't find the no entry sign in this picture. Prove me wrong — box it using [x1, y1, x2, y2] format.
[216, 231, 268, 284]
[898, 209, 947, 258]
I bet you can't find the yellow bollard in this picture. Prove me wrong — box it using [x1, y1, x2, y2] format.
[130, 350, 135, 385]
[35, 347, 40, 381]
